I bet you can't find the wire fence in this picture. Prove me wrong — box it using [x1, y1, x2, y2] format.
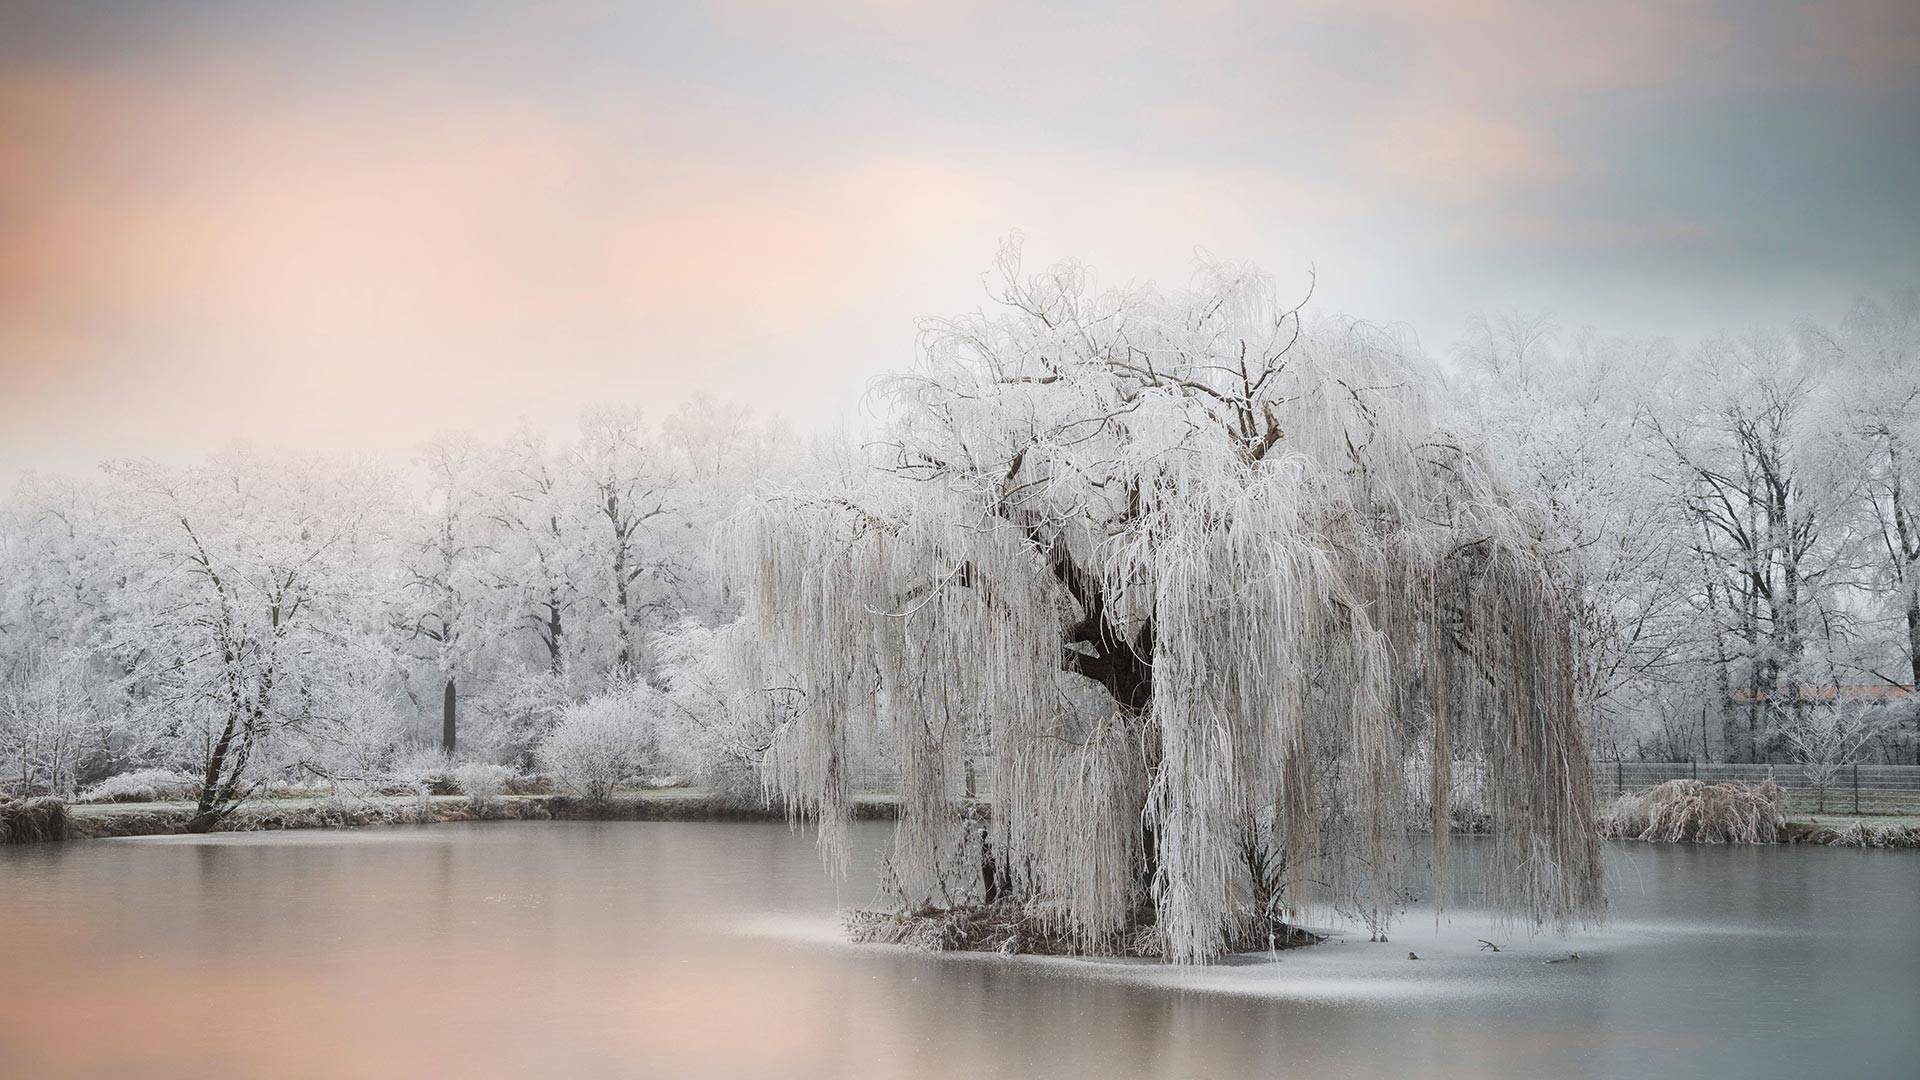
[1592, 760, 1920, 816]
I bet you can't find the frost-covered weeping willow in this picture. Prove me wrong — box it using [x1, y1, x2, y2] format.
[725, 246, 1604, 963]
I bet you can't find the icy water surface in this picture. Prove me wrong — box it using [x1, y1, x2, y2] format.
[2, 821, 1915, 1079]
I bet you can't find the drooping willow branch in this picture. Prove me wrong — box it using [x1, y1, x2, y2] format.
[724, 246, 1604, 962]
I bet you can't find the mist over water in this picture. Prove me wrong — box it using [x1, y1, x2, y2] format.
[2, 822, 1913, 1080]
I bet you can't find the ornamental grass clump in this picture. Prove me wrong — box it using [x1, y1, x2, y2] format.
[1825, 820, 1920, 849]
[1601, 779, 1784, 844]
[0, 796, 72, 844]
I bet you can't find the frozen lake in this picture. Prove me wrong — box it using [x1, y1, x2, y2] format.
[2, 821, 1915, 1079]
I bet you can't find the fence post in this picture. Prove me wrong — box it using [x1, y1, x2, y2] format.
[1691, 760, 1698, 781]
[1616, 758, 1624, 797]
[1853, 764, 1860, 814]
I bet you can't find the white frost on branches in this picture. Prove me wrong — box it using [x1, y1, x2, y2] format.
[726, 246, 1606, 963]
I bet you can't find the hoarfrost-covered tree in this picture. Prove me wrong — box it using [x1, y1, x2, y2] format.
[107, 453, 392, 831]
[1646, 335, 1866, 759]
[396, 435, 494, 752]
[1457, 317, 1705, 758]
[652, 618, 797, 797]
[574, 408, 676, 678]
[0, 476, 129, 793]
[295, 642, 413, 789]
[659, 394, 796, 623]
[726, 247, 1605, 963]
[1809, 291, 1920, 698]
[0, 473, 125, 681]
[487, 426, 586, 680]
[1772, 699, 1890, 812]
[0, 645, 104, 797]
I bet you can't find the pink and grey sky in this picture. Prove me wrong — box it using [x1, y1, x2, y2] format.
[3, 0, 1917, 470]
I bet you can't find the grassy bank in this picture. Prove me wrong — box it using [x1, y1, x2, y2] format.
[2, 789, 904, 844]
[1778, 815, 1920, 848]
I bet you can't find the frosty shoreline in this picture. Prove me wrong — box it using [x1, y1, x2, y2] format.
[6, 791, 1911, 847]
[29, 790, 903, 842]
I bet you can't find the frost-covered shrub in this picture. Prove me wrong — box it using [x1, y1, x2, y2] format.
[452, 762, 512, 809]
[77, 767, 200, 804]
[536, 687, 658, 807]
[388, 747, 460, 795]
[651, 619, 790, 804]
[500, 772, 551, 795]
[303, 678, 412, 783]
[474, 668, 573, 771]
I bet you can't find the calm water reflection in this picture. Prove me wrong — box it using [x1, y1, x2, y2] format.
[2, 822, 1915, 1079]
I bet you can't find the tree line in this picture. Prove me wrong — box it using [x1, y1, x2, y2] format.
[1456, 291, 1918, 765]
[0, 397, 799, 825]
[2, 278, 1915, 833]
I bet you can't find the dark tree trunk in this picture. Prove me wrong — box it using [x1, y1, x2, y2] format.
[613, 552, 634, 673]
[1908, 593, 1920, 766]
[1906, 591, 1920, 693]
[188, 714, 238, 833]
[1041, 536, 1155, 711]
[545, 596, 565, 675]
[1034, 535, 1161, 900]
[442, 678, 457, 754]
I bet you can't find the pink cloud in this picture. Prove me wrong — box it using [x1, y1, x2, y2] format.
[1356, 109, 1571, 198]
[2, 2, 1909, 467]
